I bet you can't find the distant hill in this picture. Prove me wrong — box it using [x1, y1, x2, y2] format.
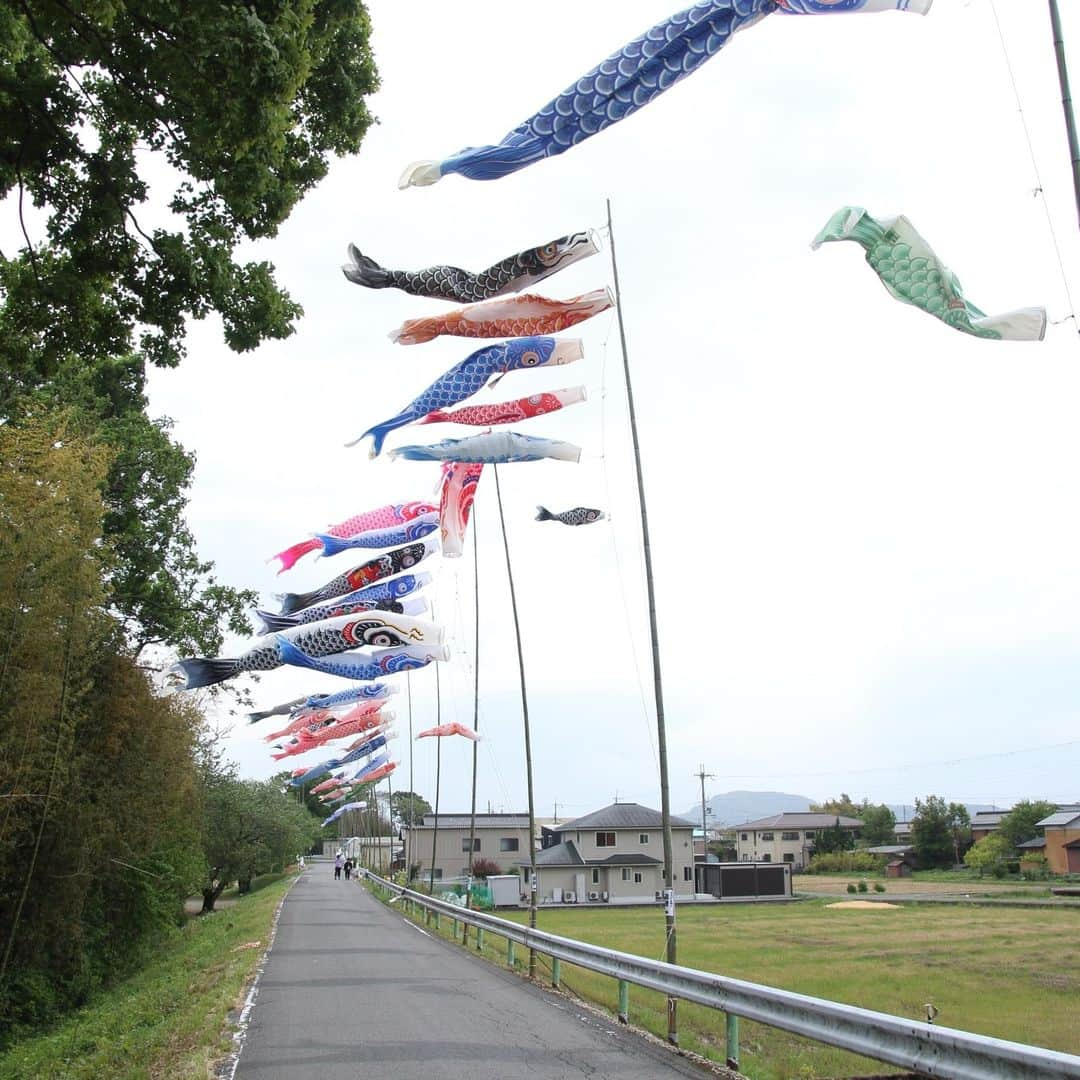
[681, 790, 812, 827]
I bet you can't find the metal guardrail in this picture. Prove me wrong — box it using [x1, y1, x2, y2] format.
[362, 869, 1080, 1080]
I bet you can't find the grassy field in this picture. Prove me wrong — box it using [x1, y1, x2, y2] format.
[386, 891, 1080, 1079]
[0, 873, 294, 1080]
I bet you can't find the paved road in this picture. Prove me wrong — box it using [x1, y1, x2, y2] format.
[235, 866, 715, 1079]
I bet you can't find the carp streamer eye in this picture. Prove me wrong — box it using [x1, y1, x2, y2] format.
[520, 350, 540, 366]
[538, 243, 559, 264]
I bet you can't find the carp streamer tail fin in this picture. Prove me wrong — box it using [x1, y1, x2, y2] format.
[275, 636, 321, 671]
[313, 532, 353, 558]
[345, 408, 419, 455]
[254, 608, 298, 635]
[535, 505, 554, 522]
[342, 244, 393, 288]
[274, 588, 320, 617]
[169, 657, 241, 690]
[270, 538, 320, 575]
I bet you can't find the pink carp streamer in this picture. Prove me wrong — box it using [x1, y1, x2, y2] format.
[310, 774, 346, 795]
[439, 461, 483, 558]
[390, 289, 613, 345]
[271, 707, 391, 761]
[270, 501, 437, 574]
[416, 721, 480, 741]
[265, 698, 384, 744]
[361, 760, 396, 785]
[419, 387, 585, 429]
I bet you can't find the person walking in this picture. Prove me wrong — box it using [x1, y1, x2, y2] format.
[344, 858, 353, 881]
[334, 851, 343, 880]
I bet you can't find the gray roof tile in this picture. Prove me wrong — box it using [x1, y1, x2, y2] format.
[558, 802, 696, 832]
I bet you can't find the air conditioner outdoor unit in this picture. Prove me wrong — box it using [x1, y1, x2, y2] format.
[655, 891, 663, 900]
[588, 891, 599, 901]
[601, 891, 609, 902]
[564, 891, 576, 903]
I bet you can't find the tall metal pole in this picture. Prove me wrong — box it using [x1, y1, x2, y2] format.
[696, 765, 715, 855]
[493, 465, 538, 978]
[406, 670, 413, 879]
[465, 508, 481, 942]
[428, 661, 442, 895]
[606, 198, 678, 1044]
[1049, 0, 1080, 229]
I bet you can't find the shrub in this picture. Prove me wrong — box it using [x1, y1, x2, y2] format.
[857, 879, 868, 893]
[470, 857, 503, 879]
[846, 883, 857, 894]
[873, 882, 886, 893]
[806, 851, 887, 874]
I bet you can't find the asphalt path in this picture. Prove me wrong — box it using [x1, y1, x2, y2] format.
[234, 864, 715, 1079]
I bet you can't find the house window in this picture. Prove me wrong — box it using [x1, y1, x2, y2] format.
[740, 832, 748, 841]
[591, 868, 599, 884]
[761, 832, 774, 841]
[461, 837, 480, 852]
[783, 853, 795, 863]
[639, 833, 649, 844]
[781, 831, 799, 841]
[762, 854, 771, 863]
[499, 837, 519, 853]
[683, 866, 693, 881]
[622, 868, 631, 881]
[804, 831, 816, 839]
[596, 832, 616, 847]
[431, 868, 443, 879]
[633, 872, 643, 884]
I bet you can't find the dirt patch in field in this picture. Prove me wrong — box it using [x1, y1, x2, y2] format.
[826, 900, 899, 910]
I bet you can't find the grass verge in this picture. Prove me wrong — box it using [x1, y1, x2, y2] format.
[0, 874, 295, 1080]
[368, 883, 1080, 1080]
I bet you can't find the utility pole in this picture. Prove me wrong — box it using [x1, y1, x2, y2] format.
[1049, 0, 1080, 228]
[694, 765, 715, 856]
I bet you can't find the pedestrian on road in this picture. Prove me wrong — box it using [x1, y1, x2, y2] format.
[344, 858, 354, 880]
[334, 852, 343, 880]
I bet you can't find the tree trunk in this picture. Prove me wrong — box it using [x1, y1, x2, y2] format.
[200, 880, 225, 914]
[237, 877, 252, 895]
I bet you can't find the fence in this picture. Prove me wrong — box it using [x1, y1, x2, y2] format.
[361, 869, 1080, 1080]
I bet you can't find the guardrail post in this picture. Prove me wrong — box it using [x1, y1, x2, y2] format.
[618, 979, 629, 1024]
[726, 1013, 739, 1070]
[434, 912, 441, 931]
[551, 957, 561, 989]
[476, 927, 484, 951]
[452, 917, 458, 939]
[507, 939, 516, 968]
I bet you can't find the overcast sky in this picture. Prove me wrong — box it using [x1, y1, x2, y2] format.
[144, 0, 1080, 819]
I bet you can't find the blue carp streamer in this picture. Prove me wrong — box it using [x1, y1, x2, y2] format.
[399, 0, 929, 188]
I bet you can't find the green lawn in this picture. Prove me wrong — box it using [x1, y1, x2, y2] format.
[0, 874, 295, 1080]
[384, 891, 1080, 1080]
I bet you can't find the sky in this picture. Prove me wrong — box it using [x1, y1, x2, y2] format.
[139, 0, 1080, 820]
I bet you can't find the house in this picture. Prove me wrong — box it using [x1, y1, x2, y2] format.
[404, 813, 531, 882]
[892, 820, 913, 844]
[522, 802, 697, 904]
[1034, 808, 1080, 875]
[1017, 836, 1047, 872]
[970, 810, 1011, 844]
[735, 813, 862, 870]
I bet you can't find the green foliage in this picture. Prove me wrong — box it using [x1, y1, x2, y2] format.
[856, 879, 868, 893]
[199, 772, 319, 910]
[998, 800, 1056, 848]
[964, 832, 1013, 876]
[810, 793, 862, 818]
[1, 0, 378, 387]
[0, 413, 211, 1044]
[805, 851, 885, 874]
[392, 790, 432, 827]
[846, 883, 857, 894]
[912, 796, 970, 869]
[859, 803, 896, 847]
[873, 882, 885, 893]
[810, 819, 856, 856]
[0, 877, 293, 1078]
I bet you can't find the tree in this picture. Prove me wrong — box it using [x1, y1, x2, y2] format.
[860, 804, 897, 848]
[1, 1, 379, 394]
[811, 818, 855, 856]
[392, 791, 432, 828]
[912, 796, 970, 868]
[998, 801, 1056, 848]
[964, 833, 1012, 877]
[811, 794, 862, 818]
